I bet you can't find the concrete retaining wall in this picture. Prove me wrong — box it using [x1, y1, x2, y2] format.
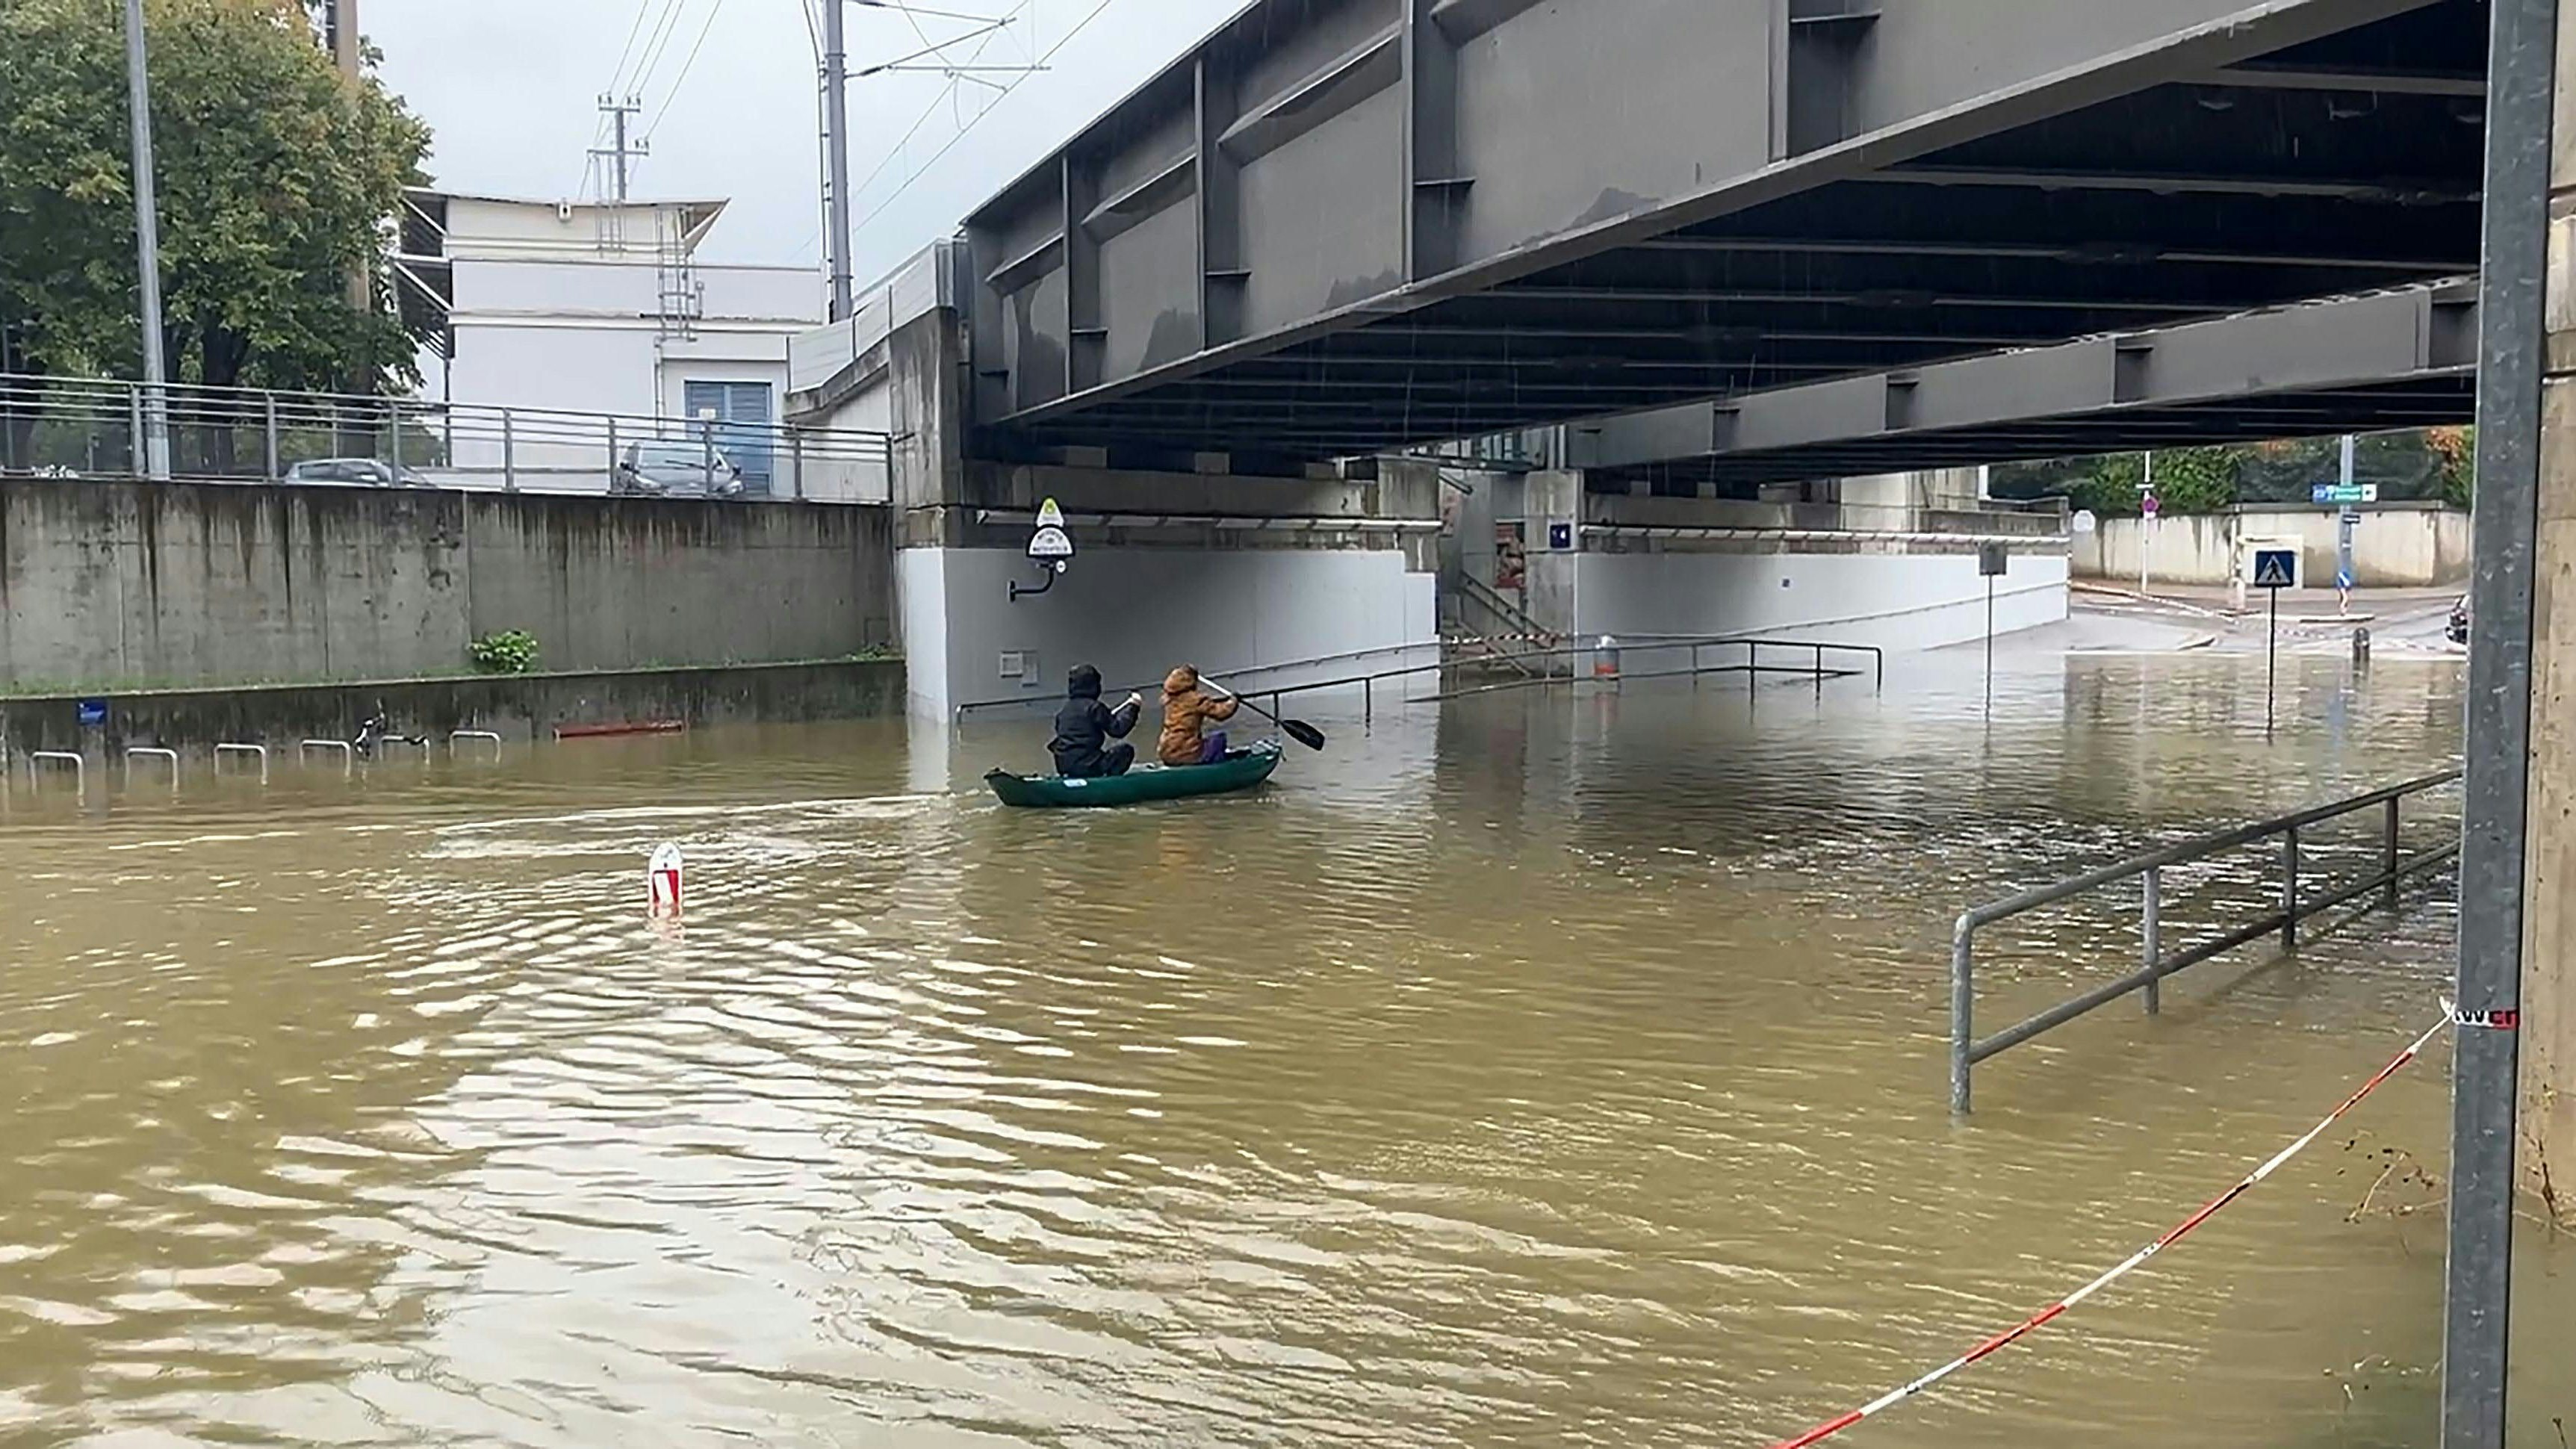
[1564, 550, 2070, 651]
[0, 659, 903, 758]
[0, 479, 895, 690]
[904, 545, 1439, 719]
[2073, 503, 2471, 587]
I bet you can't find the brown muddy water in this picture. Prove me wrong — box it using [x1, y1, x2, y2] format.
[1, 645, 2569, 1448]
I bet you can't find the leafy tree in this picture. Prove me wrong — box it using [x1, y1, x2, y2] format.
[1997, 429, 2477, 515]
[2426, 425, 2474, 507]
[0, 0, 430, 460]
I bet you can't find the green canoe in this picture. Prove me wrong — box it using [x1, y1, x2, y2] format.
[986, 741, 1283, 808]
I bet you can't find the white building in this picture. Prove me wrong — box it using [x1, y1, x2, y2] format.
[395, 190, 825, 493]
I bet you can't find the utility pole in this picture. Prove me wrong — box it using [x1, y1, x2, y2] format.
[822, 0, 854, 320]
[121, 0, 170, 480]
[324, 0, 360, 75]
[2442, 0, 2552, 1440]
[335, 1, 368, 309]
[591, 94, 648, 202]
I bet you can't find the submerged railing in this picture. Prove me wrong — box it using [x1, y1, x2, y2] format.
[1949, 769, 2462, 1113]
[952, 634, 1884, 722]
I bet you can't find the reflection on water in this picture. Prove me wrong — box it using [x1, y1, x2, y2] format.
[0, 648, 2565, 1446]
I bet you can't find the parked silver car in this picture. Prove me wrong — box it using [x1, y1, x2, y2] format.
[285, 457, 432, 487]
[614, 441, 745, 498]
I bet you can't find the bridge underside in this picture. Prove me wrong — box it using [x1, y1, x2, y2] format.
[1571, 284, 2478, 490]
[966, 0, 2486, 468]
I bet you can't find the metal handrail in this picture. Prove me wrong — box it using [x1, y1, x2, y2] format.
[952, 633, 1884, 721]
[0, 371, 891, 502]
[450, 730, 503, 759]
[26, 751, 83, 794]
[124, 747, 179, 786]
[1948, 768, 2462, 1113]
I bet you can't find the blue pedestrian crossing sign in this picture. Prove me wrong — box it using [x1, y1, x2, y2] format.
[2253, 547, 2298, 589]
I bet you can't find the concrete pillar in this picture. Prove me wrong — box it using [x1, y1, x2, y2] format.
[1374, 457, 1444, 574]
[1522, 468, 1583, 642]
[1837, 471, 1917, 532]
[2527, 7, 2576, 1206]
[887, 309, 968, 549]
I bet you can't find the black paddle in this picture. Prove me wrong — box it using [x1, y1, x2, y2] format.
[1202, 675, 1326, 751]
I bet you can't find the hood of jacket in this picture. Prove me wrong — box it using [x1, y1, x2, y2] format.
[1163, 665, 1199, 696]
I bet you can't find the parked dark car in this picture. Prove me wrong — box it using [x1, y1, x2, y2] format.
[614, 441, 745, 498]
[2448, 594, 2471, 645]
[285, 457, 431, 487]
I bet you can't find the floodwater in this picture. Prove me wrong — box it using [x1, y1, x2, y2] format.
[1, 641, 2568, 1448]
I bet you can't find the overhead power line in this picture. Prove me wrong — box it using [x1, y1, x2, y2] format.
[606, 0, 658, 95]
[627, 0, 695, 100]
[854, 18, 1014, 77]
[857, 1, 1010, 23]
[854, 0, 1114, 233]
[644, 0, 731, 138]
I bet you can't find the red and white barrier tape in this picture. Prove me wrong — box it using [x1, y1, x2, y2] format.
[1768, 1011, 2457, 1448]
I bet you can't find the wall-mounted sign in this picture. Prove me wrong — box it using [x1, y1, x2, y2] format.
[1027, 497, 1075, 565]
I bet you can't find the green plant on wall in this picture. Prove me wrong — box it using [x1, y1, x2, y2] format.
[470, 630, 539, 675]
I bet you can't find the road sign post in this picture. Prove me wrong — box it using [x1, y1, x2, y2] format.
[2253, 547, 2297, 735]
[1978, 543, 2008, 712]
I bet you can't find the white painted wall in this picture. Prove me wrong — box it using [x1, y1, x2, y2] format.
[414, 195, 822, 491]
[899, 546, 1438, 720]
[1569, 550, 2070, 651]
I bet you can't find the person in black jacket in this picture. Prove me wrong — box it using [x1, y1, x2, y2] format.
[1049, 663, 1143, 778]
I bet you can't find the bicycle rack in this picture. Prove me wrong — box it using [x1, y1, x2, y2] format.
[214, 743, 270, 783]
[26, 751, 83, 795]
[450, 730, 503, 760]
[300, 739, 355, 776]
[125, 748, 179, 787]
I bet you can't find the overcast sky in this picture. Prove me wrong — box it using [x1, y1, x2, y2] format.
[370, 0, 1227, 279]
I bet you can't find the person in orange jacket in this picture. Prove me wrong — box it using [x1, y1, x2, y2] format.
[1158, 665, 1241, 766]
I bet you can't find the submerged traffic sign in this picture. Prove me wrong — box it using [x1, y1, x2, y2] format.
[2253, 548, 2297, 589]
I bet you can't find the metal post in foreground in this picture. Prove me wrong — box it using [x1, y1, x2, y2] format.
[2444, 0, 2554, 1437]
[121, 0, 170, 480]
[387, 400, 401, 478]
[2141, 866, 2162, 1016]
[1949, 924, 1974, 1115]
[2282, 825, 2300, 950]
[2265, 586, 2281, 736]
[608, 415, 619, 493]
[501, 409, 516, 491]
[789, 426, 804, 501]
[1984, 573, 1996, 712]
[2386, 796, 2403, 910]
[263, 391, 280, 480]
